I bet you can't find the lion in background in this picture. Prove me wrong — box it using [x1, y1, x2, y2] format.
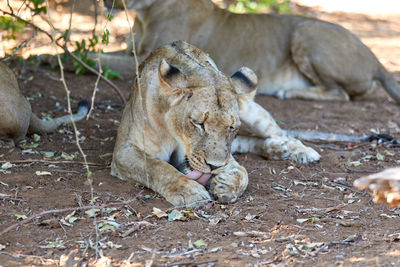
[0, 62, 89, 146]
[100, 0, 400, 103]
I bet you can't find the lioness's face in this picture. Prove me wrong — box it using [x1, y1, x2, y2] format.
[177, 81, 240, 174]
[160, 66, 240, 174]
[157, 53, 257, 176]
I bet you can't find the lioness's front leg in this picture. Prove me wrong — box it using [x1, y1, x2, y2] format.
[237, 98, 320, 163]
[232, 135, 320, 163]
[208, 155, 248, 203]
[111, 143, 212, 207]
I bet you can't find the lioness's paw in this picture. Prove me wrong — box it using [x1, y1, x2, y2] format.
[208, 166, 248, 204]
[164, 179, 212, 207]
[261, 137, 320, 163]
[286, 139, 320, 163]
[261, 137, 291, 160]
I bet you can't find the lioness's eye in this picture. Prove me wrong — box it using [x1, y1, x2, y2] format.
[191, 120, 205, 131]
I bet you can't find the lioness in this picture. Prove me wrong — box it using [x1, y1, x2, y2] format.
[111, 41, 320, 207]
[0, 62, 89, 146]
[102, 0, 400, 103]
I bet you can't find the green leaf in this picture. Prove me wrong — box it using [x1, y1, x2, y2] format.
[99, 221, 121, 232]
[102, 207, 117, 214]
[298, 242, 324, 250]
[296, 217, 319, 224]
[1, 162, 13, 169]
[168, 209, 186, 221]
[376, 153, 385, 161]
[103, 66, 121, 80]
[60, 152, 75, 160]
[22, 149, 39, 154]
[65, 211, 79, 223]
[15, 214, 27, 220]
[209, 247, 220, 253]
[32, 134, 41, 142]
[193, 239, 206, 248]
[347, 161, 362, 167]
[102, 29, 110, 45]
[41, 151, 55, 158]
[85, 208, 100, 218]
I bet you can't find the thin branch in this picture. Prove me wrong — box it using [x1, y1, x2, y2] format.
[0, 8, 126, 104]
[1, 29, 38, 62]
[0, 251, 57, 264]
[92, 0, 98, 37]
[0, 199, 137, 236]
[0, 159, 103, 166]
[164, 259, 218, 267]
[46, 0, 102, 256]
[0, 195, 26, 202]
[121, 0, 149, 187]
[87, 0, 115, 118]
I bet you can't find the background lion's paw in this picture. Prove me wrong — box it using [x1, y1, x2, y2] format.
[164, 179, 212, 207]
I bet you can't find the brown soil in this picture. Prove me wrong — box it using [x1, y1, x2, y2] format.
[1, 3, 400, 267]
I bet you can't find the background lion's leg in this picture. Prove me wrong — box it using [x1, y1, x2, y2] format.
[111, 143, 211, 207]
[208, 155, 248, 203]
[280, 85, 350, 101]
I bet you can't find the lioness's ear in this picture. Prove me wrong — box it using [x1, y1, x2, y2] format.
[159, 59, 189, 105]
[231, 67, 258, 101]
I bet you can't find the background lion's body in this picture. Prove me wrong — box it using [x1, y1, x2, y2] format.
[0, 63, 89, 144]
[0, 62, 35, 142]
[106, 0, 400, 102]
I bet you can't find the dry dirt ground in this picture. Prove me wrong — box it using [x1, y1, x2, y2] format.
[1, 3, 400, 267]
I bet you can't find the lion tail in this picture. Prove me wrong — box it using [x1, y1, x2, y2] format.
[28, 99, 90, 134]
[376, 64, 400, 104]
[284, 130, 397, 144]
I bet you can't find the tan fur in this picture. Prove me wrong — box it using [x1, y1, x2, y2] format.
[103, 0, 400, 103]
[111, 41, 320, 207]
[354, 168, 400, 208]
[0, 62, 89, 146]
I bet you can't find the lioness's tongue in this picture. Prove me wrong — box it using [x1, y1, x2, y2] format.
[185, 170, 212, 186]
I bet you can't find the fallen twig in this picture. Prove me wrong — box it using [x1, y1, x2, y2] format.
[0, 251, 57, 264]
[314, 240, 355, 254]
[0, 194, 26, 202]
[233, 231, 267, 237]
[0, 159, 103, 166]
[120, 221, 155, 237]
[0, 198, 137, 236]
[164, 259, 218, 267]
